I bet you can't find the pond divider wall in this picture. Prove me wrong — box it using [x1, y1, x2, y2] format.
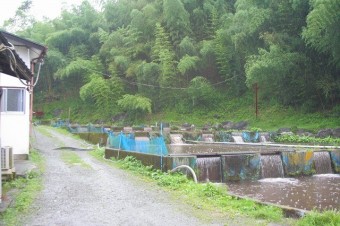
[222, 154, 261, 182]
[77, 133, 108, 146]
[105, 148, 196, 172]
[281, 152, 314, 176]
[330, 151, 340, 173]
[105, 148, 340, 182]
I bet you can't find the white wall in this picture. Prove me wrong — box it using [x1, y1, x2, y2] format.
[0, 73, 30, 156]
[0, 43, 33, 157]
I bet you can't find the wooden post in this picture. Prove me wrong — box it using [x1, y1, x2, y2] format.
[30, 63, 35, 139]
[255, 83, 259, 118]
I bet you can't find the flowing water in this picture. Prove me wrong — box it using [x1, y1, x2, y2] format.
[232, 136, 244, 143]
[260, 155, 284, 178]
[196, 157, 221, 182]
[260, 135, 267, 143]
[170, 134, 184, 144]
[227, 175, 340, 211]
[314, 151, 333, 174]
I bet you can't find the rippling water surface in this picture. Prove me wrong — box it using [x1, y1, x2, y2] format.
[227, 174, 340, 211]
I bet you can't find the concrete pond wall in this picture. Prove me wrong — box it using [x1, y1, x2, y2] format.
[105, 148, 197, 172]
[77, 133, 108, 146]
[105, 148, 340, 182]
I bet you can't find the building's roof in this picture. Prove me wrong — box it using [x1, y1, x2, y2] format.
[1, 30, 47, 61]
[0, 30, 47, 81]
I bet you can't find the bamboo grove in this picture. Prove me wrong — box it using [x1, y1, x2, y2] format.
[3, 0, 339, 121]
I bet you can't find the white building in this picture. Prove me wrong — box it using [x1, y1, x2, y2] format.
[0, 30, 47, 160]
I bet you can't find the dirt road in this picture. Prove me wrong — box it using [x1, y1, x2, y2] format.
[22, 127, 218, 226]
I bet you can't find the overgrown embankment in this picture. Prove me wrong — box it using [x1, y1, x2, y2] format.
[36, 94, 340, 132]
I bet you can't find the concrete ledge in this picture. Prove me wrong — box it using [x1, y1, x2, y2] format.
[105, 148, 197, 173]
[229, 193, 309, 218]
[105, 148, 166, 170]
[14, 159, 37, 178]
[14, 154, 28, 160]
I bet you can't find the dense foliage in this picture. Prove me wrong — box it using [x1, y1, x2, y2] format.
[2, 0, 340, 122]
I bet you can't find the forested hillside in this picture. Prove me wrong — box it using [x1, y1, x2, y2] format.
[3, 0, 340, 127]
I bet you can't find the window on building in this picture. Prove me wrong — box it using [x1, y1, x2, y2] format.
[0, 88, 25, 112]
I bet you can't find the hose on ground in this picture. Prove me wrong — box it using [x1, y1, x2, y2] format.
[170, 165, 198, 183]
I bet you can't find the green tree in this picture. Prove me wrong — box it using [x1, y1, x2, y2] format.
[245, 45, 307, 106]
[136, 62, 161, 108]
[152, 23, 177, 83]
[187, 76, 216, 107]
[163, 0, 191, 46]
[117, 94, 152, 120]
[178, 36, 197, 57]
[80, 75, 123, 117]
[177, 55, 200, 84]
[302, 0, 340, 68]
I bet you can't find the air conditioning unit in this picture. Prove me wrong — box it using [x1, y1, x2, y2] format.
[1, 146, 14, 170]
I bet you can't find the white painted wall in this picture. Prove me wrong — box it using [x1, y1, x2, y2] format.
[0, 48, 31, 156]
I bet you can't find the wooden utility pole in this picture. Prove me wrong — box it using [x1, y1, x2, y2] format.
[254, 83, 259, 118]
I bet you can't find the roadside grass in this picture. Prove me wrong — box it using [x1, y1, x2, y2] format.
[0, 149, 44, 226]
[90, 148, 286, 224]
[296, 210, 340, 226]
[35, 125, 54, 138]
[60, 151, 92, 169]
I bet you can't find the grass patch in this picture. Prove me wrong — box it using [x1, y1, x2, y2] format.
[0, 149, 44, 226]
[297, 210, 340, 226]
[60, 151, 91, 169]
[35, 125, 54, 138]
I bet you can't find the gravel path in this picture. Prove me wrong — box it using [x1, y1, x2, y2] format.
[22, 127, 217, 226]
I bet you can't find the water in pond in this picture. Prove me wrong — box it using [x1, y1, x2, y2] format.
[227, 175, 340, 211]
[260, 155, 284, 178]
[196, 157, 221, 182]
[232, 136, 244, 143]
[314, 152, 333, 174]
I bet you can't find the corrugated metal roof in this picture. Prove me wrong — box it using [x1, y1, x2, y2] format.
[0, 31, 33, 80]
[1, 30, 47, 61]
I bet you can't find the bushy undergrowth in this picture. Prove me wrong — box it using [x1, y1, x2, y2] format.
[36, 93, 340, 132]
[274, 134, 340, 146]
